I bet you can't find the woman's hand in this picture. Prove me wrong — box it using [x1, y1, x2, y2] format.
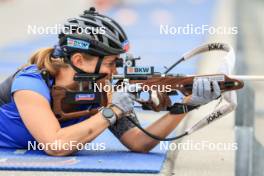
[112, 91, 134, 113]
[184, 78, 221, 106]
[106, 82, 140, 118]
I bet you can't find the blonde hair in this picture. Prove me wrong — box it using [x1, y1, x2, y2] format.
[23, 48, 91, 76]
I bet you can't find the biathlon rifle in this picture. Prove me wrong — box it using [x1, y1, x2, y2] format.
[52, 42, 264, 141]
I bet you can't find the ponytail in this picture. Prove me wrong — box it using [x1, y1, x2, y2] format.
[23, 48, 68, 76]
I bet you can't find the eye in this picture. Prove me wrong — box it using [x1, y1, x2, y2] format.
[103, 62, 116, 67]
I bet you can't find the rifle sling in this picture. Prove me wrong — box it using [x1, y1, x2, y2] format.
[168, 103, 199, 114]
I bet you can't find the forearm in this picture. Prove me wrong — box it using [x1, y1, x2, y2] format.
[134, 113, 186, 152]
[46, 112, 109, 156]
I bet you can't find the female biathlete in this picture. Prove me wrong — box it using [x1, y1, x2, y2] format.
[0, 8, 220, 156]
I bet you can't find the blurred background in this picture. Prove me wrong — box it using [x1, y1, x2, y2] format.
[0, 0, 219, 77]
[0, 0, 263, 175]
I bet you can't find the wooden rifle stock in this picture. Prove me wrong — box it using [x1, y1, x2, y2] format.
[128, 74, 244, 96]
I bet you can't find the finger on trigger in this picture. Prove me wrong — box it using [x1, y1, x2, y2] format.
[212, 81, 221, 98]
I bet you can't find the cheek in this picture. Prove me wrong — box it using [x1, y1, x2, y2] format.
[101, 66, 116, 74]
[83, 60, 97, 72]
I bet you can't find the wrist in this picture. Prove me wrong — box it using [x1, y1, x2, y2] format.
[107, 104, 123, 119]
[99, 107, 117, 126]
[99, 112, 111, 126]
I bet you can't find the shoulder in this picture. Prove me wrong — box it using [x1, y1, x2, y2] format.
[11, 65, 52, 102]
[16, 65, 42, 78]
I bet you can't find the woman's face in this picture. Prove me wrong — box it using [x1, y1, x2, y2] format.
[71, 53, 118, 75]
[98, 55, 118, 74]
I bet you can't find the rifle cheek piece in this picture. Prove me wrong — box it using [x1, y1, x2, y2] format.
[51, 73, 108, 122]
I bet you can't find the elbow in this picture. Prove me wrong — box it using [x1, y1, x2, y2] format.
[128, 144, 152, 153]
[44, 149, 71, 156]
[41, 140, 75, 156]
[131, 148, 150, 153]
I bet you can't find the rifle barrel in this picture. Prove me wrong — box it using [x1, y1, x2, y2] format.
[185, 75, 264, 81]
[228, 75, 264, 81]
[113, 74, 264, 81]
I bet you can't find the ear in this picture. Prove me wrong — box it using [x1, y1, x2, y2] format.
[71, 53, 84, 67]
